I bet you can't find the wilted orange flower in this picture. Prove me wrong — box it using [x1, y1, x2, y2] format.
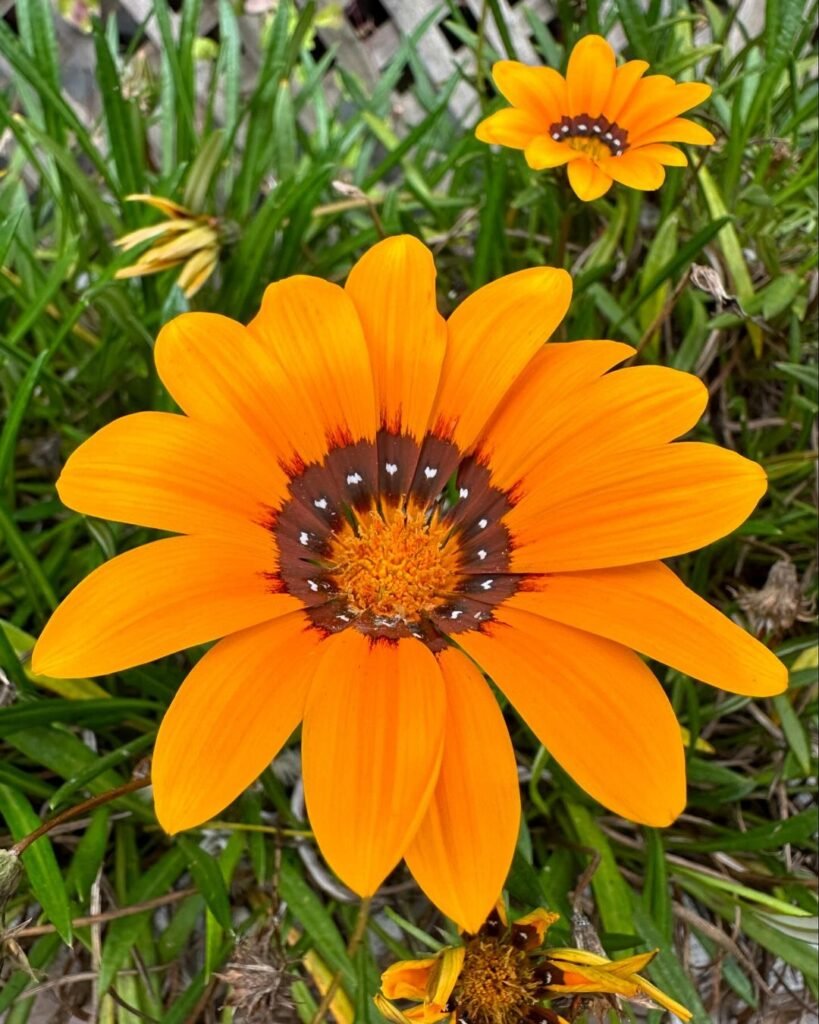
[476, 35, 715, 200]
[376, 904, 692, 1023]
[115, 194, 221, 297]
[33, 235, 784, 931]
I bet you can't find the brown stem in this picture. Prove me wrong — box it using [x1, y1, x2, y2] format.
[13, 887, 197, 939]
[11, 776, 151, 858]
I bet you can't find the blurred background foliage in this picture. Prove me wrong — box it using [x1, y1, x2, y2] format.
[0, 0, 816, 1021]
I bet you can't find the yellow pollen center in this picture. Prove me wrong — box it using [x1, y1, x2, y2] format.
[568, 136, 610, 160]
[455, 939, 539, 1024]
[327, 506, 461, 621]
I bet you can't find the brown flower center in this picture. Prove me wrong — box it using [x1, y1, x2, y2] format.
[452, 936, 541, 1024]
[267, 429, 525, 649]
[327, 506, 461, 620]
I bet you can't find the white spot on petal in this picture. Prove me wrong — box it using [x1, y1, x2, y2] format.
[299, 531, 309, 546]
[346, 472, 363, 485]
[450, 610, 463, 620]
[604, 132, 612, 140]
[337, 613, 350, 622]
[478, 518, 488, 529]
[314, 497, 328, 510]
[552, 132, 561, 140]
[477, 549, 487, 561]
[480, 579, 494, 590]
[424, 466, 438, 479]
[459, 487, 469, 499]
[593, 125, 601, 133]
[308, 580, 319, 592]
[385, 462, 398, 476]
[561, 125, 569, 133]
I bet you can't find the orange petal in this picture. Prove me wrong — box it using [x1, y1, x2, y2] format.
[380, 958, 437, 1001]
[154, 312, 327, 467]
[567, 158, 613, 201]
[508, 442, 766, 572]
[153, 612, 321, 833]
[630, 117, 716, 147]
[432, 268, 572, 451]
[566, 35, 616, 117]
[457, 607, 686, 825]
[248, 275, 377, 451]
[405, 648, 520, 933]
[619, 78, 711, 136]
[635, 143, 688, 166]
[57, 412, 286, 536]
[345, 235, 446, 440]
[375, 996, 450, 1024]
[525, 136, 580, 169]
[491, 61, 567, 122]
[32, 533, 298, 678]
[510, 562, 787, 697]
[302, 631, 445, 896]
[475, 108, 545, 149]
[600, 152, 666, 190]
[484, 362, 706, 490]
[513, 908, 560, 947]
[603, 60, 650, 122]
[427, 947, 465, 1007]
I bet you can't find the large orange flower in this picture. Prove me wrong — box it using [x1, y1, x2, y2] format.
[475, 35, 715, 200]
[33, 235, 784, 931]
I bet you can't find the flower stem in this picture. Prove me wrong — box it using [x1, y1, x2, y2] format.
[11, 775, 151, 857]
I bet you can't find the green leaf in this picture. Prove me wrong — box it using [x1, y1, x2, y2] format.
[671, 807, 818, 853]
[0, 698, 157, 738]
[761, 273, 804, 320]
[176, 836, 233, 933]
[183, 130, 226, 212]
[65, 806, 110, 903]
[278, 855, 355, 992]
[0, 784, 73, 942]
[0, 350, 48, 500]
[98, 845, 188, 993]
[91, 18, 144, 199]
[0, 204, 24, 266]
[772, 692, 813, 775]
[630, 900, 711, 1023]
[697, 166, 762, 354]
[642, 829, 672, 943]
[564, 802, 634, 942]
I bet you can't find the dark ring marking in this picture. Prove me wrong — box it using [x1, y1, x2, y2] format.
[549, 113, 629, 156]
[265, 428, 523, 650]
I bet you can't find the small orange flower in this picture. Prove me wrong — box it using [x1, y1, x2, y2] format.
[376, 905, 692, 1023]
[476, 35, 715, 201]
[33, 235, 784, 931]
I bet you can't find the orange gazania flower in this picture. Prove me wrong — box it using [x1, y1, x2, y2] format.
[475, 35, 715, 201]
[375, 904, 692, 1023]
[33, 236, 784, 931]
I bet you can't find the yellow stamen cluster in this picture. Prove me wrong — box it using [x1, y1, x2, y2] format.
[328, 506, 461, 621]
[567, 136, 611, 161]
[455, 937, 541, 1024]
